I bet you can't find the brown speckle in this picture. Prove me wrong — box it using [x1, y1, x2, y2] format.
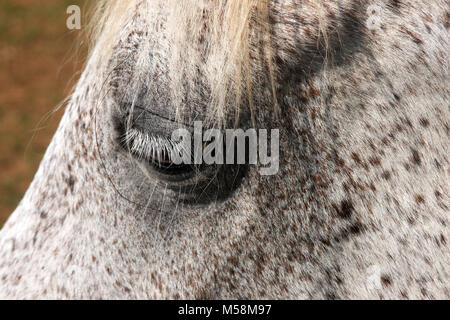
[411, 149, 421, 166]
[415, 194, 425, 204]
[334, 200, 354, 219]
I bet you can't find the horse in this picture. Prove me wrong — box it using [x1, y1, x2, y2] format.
[0, 0, 448, 299]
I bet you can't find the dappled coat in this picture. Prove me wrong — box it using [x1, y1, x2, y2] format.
[0, 0, 448, 299]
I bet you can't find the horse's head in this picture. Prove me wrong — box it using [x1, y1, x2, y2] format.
[0, 0, 448, 299]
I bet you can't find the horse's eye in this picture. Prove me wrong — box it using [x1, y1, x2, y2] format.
[116, 112, 247, 203]
[121, 127, 196, 177]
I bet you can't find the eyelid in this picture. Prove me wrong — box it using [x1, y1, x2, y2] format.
[129, 104, 195, 129]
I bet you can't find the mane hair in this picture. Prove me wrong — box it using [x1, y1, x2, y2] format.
[86, 0, 276, 126]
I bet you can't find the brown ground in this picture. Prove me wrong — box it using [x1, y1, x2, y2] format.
[0, 0, 87, 227]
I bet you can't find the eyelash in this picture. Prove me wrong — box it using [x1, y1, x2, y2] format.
[121, 128, 183, 164]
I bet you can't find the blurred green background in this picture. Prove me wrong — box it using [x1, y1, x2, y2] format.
[0, 0, 87, 227]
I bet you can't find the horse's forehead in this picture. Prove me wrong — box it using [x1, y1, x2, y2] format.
[101, 0, 353, 124]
